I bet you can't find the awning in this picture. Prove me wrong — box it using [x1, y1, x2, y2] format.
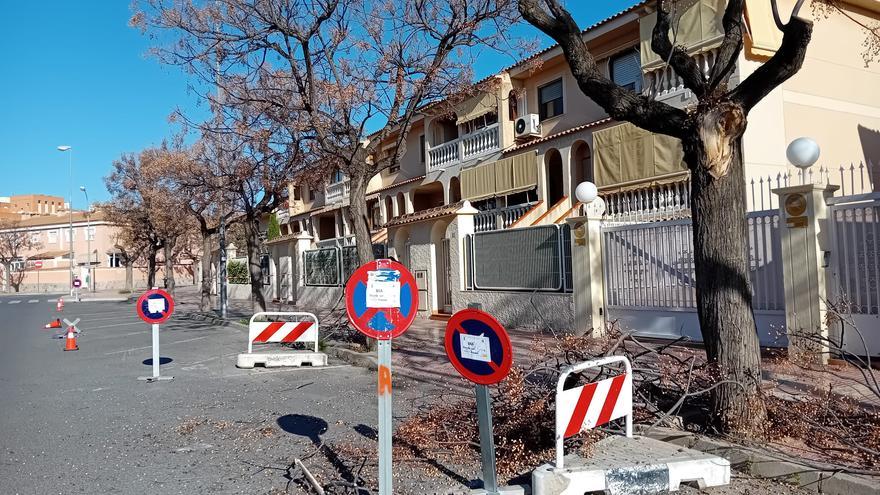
[593, 122, 686, 187]
[639, 0, 726, 68]
[743, 0, 783, 59]
[461, 152, 538, 200]
[31, 250, 70, 260]
[455, 92, 497, 125]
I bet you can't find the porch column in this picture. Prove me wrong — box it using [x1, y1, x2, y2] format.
[566, 198, 606, 337]
[404, 191, 415, 214]
[292, 232, 314, 296]
[772, 183, 838, 364]
[453, 201, 479, 291]
[379, 198, 389, 226]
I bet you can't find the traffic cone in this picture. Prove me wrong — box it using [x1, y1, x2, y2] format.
[64, 327, 78, 351]
[44, 319, 62, 329]
[56, 298, 64, 312]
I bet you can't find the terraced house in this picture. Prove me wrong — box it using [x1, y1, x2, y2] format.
[262, 0, 880, 338]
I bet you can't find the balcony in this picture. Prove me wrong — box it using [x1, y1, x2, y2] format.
[325, 180, 350, 204]
[474, 202, 537, 233]
[642, 47, 720, 99]
[427, 123, 500, 172]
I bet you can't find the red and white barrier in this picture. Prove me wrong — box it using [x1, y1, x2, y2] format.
[555, 355, 632, 469]
[237, 312, 326, 368]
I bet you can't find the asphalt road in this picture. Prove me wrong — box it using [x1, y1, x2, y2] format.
[0, 294, 423, 495]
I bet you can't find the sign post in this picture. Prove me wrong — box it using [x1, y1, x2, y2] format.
[34, 261, 42, 293]
[345, 259, 419, 495]
[72, 278, 82, 302]
[136, 288, 175, 382]
[445, 306, 513, 495]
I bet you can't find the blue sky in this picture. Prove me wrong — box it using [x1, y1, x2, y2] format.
[0, 1, 637, 206]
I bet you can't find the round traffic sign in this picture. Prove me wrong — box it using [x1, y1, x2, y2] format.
[345, 259, 418, 340]
[444, 309, 513, 385]
[72, 278, 82, 288]
[34, 261, 43, 269]
[136, 289, 175, 324]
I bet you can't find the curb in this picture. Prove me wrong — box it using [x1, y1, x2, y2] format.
[324, 345, 378, 370]
[179, 311, 248, 331]
[640, 427, 880, 494]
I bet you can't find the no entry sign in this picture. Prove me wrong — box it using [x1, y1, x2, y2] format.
[345, 259, 418, 340]
[136, 289, 175, 324]
[444, 308, 513, 385]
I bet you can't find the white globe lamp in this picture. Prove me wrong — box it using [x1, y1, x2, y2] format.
[786, 137, 820, 170]
[575, 181, 598, 204]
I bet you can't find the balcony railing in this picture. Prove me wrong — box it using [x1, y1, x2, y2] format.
[325, 180, 350, 204]
[427, 123, 500, 172]
[474, 202, 537, 233]
[642, 47, 719, 99]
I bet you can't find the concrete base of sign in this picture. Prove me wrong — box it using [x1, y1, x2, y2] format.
[532, 436, 730, 495]
[470, 484, 529, 495]
[236, 351, 328, 369]
[137, 376, 174, 382]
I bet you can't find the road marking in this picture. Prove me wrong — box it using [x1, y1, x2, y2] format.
[74, 314, 140, 323]
[104, 336, 210, 355]
[84, 330, 149, 341]
[28, 299, 39, 303]
[8, 300, 20, 304]
[86, 321, 144, 330]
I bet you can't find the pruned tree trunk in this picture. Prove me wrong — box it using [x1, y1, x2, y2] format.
[345, 173, 375, 266]
[243, 213, 267, 312]
[147, 245, 159, 288]
[164, 239, 176, 295]
[200, 232, 214, 312]
[684, 135, 766, 433]
[125, 261, 134, 292]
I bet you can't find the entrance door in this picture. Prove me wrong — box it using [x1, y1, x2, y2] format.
[438, 238, 453, 313]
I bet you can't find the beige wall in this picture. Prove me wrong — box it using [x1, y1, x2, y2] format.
[741, 0, 880, 192]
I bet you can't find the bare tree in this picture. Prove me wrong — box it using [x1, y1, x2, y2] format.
[517, 0, 813, 434]
[0, 220, 39, 293]
[134, 0, 521, 265]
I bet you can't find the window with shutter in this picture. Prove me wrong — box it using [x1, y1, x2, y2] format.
[611, 50, 642, 92]
[538, 79, 563, 121]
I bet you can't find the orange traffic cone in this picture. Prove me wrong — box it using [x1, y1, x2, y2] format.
[64, 327, 78, 351]
[45, 319, 62, 329]
[56, 298, 64, 312]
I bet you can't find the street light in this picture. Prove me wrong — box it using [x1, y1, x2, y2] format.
[57, 145, 75, 294]
[575, 181, 598, 204]
[786, 138, 820, 184]
[80, 186, 92, 292]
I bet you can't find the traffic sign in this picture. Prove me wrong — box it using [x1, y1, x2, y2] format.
[72, 278, 82, 288]
[444, 308, 513, 386]
[34, 261, 43, 269]
[345, 259, 418, 340]
[136, 289, 175, 324]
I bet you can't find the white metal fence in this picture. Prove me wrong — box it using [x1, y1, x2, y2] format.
[465, 224, 572, 292]
[749, 161, 877, 211]
[474, 202, 537, 232]
[601, 210, 785, 344]
[303, 243, 387, 286]
[828, 194, 880, 316]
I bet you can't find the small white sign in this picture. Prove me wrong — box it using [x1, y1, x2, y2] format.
[147, 298, 166, 314]
[460, 333, 492, 362]
[366, 270, 401, 308]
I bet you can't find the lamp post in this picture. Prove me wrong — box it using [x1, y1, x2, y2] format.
[786, 137, 821, 183]
[80, 186, 92, 292]
[57, 145, 74, 294]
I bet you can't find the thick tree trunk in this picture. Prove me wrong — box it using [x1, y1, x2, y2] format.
[147, 246, 159, 288]
[244, 214, 267, 312]
[684, 135, 767, 435]
[200, 232, 214, 312]
[345, 173, 375, 266]
[164, 240, 176, 295]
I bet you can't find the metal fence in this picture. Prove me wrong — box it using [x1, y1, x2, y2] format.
[829, 194, 880, 316]
[303, 243, 388, 287]
[465, 224, 572, 292]
[601, 209, 783, 311]
[474, 202, 537, 232]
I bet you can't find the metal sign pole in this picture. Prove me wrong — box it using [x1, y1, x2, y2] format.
[476, 384, 499, 495]
[152, 323, 161, 379]
[377, 339, 393, 495]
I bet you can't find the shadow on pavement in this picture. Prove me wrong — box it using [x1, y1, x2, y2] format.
[142, 357, 173, 366]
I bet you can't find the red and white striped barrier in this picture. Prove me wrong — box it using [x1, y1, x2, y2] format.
[237, 312, 326, 368]
[555, 355, 632, 469]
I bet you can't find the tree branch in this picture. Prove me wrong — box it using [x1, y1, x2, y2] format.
[730, 16, 813, 112]
[707, 0, 745, 92]
[518, 0, 690, 138]
[651, 0, 707, 97]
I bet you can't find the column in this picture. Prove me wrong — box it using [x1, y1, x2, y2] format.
[379, 197, 389, 226]
[293, 232, 314, 295]
[772, 183, 838, 364]
[453, 201, 478, 291]
[404, 191, 415, 214]
[566, 198, 606, 337]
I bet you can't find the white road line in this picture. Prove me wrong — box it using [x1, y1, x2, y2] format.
[85, 321, 144, 331]
[74, 314, 140, 323]
[8, 300, 20, 304]
[28, 299, 39, 303]
[85, 330, 149, 341]
[104, 336, 211, 355]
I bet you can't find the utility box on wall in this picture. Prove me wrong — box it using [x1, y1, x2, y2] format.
[415, 269, 429, 312]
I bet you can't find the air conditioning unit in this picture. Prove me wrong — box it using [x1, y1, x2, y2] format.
[514, 114, 541, 138]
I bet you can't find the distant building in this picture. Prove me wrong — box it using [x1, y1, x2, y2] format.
[0, 194, 66, 216]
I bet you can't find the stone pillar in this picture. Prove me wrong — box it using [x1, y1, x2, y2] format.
[292, 232, 314, 296]
[277, 242, 293, 303]
[453, 201, 479, 291]
[566, 198, 606, 337]
[379, 197, 389, 226]
[772, 183, 838, 364]
[404, 191, 415, 214]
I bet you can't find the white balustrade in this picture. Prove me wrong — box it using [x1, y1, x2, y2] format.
[427, 123, 500, 172]
[325, 180, 350, 204]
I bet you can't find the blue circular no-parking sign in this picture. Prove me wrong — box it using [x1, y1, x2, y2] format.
[136, 289, 175, 324]
[444, 309, 513, 385]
